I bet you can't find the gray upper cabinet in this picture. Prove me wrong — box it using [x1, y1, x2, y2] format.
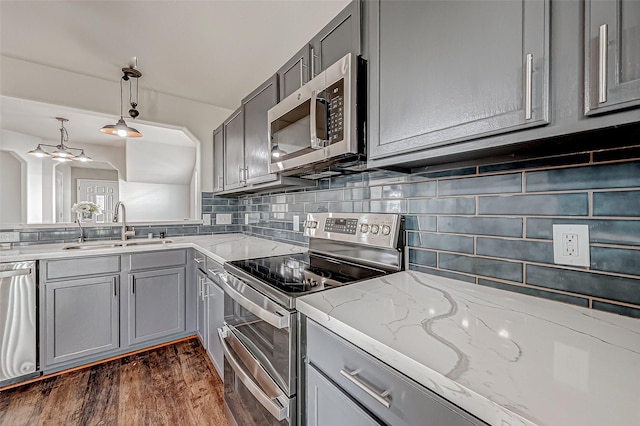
[223, 107, 245, 190]
[44, 275, 119, 367]
[277, 44, 311, 100]
[310, 0, 361, 76]
[128, 266, 186, 346]
[367, 0, 550, 164]
[585, 0, 640, 115]
[213, 125, 225, 193]
[243, 75, 279, 185]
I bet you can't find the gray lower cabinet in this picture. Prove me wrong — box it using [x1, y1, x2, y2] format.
[585, 0, 640, 115]
[206, 275, 224, 378]
[367, 0, 549, 163]
[306, 364, 380, 426]
[304, 318, 487, 426]
[213, 125, 225, 193]
[278, 44, 311, 100]
[196, 269, 207, 347]
[243, 74, 279, 185]
[310, 0, 361, 77]
[44, 275, 119, 366]
[128, 266, 186, 346]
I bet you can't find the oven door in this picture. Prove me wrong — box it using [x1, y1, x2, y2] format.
[219, 274, 297, 425]
[219, 325, 295, 426]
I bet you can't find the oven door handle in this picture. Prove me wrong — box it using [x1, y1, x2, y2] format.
[218, 326, 290, 421]
[222, 278, 290, 329]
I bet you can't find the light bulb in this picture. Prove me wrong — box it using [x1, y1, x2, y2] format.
[117, 129, 128, 137]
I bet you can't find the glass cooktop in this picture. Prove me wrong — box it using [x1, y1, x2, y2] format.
[227, 252, 387, 295]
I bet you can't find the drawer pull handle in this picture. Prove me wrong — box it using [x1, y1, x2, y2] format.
[340, 368, 391, 409]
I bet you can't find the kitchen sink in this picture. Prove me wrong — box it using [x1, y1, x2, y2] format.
[62, 239, 174, 250]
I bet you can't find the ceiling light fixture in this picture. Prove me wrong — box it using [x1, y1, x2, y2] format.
[27, 117, 93, 162]
[271, 143, 287, 158]
[100, 57, 142, 138]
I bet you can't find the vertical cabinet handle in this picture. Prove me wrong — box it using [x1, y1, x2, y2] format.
[217, 175, 223, 190]
[598, 23, 608, 104]
[131, 277, 136, 294]
[113, 277, 117, 297]
[524, 53, 533, 120]
[311, 47, 317, 78]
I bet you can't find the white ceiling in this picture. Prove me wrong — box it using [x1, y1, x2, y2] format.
[0, 0, 350, 147]
[0, 0, 350, 110]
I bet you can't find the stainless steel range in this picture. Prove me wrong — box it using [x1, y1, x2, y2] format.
[217, 213, 404, 426]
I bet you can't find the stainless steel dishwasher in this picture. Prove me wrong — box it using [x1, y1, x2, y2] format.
[0, 261, 38, 386]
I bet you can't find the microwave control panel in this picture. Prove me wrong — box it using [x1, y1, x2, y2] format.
[326, 78, 344, 144]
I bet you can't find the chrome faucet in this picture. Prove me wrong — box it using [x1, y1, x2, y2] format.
[113, 201, 135, 241]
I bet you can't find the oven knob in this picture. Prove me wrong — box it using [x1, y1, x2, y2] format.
[371, 224, 380, 234]
[381, 225, 391, 236]
[360, 224, 369, 233]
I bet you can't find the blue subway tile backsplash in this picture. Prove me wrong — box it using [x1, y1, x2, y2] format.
[4, 145, 640, 318]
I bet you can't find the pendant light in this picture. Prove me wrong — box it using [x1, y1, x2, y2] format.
[27, 117, 93, 162]
[100, 59, 142, 138]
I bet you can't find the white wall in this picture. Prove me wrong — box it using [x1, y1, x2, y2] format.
[125, 139, 195, 185]
[119, 181, 190, 222]
[0, 56, 232, 191]
[0, 151, 23, 223]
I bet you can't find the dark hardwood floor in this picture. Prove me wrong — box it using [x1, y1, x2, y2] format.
[0, 339, 228, 426]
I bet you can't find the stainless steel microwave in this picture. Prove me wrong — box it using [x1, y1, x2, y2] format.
[268, 53, 366, 178]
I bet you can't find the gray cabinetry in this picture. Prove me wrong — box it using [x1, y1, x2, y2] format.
[278, 44, 311, 100]
[213, 125, 225, 193]
[304, 319, 486, 426]
[585, 0, 640, 115]
[44, 275, 119, 366]
[310, 0, 361, 76]
[223, 107, 245, 190]
[127, 266, 186, 346]
[243, 75, 279, 185]
[196, 268, 207, 346]
[367, 0, 549, 163]
[307, 364, 380, 426]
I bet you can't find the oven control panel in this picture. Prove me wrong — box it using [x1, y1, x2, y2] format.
[304, 213, 401, 249]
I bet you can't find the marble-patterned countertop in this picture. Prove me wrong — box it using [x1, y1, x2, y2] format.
[0, 234, 306, 264]
[297, 270, 640, 426]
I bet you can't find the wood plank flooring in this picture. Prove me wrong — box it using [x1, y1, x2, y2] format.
[0, 339, 228, 426]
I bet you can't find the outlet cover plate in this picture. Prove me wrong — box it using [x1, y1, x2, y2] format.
[293, 215, 300, 232]
[0, 232, 20, 243]
[216, 213, 232, 225]
[553, 224, 590, 267]
[202, 214, 211, 225]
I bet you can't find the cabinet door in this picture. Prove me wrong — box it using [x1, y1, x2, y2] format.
[206, 280, 224, 379]
[213, 125, 225, 193]
[368, 0, 549, 162]
[306, 364, 380, 426]
[128, 267, 185, 346]
[311, 0, 361, 76]
[277, 44, 311, 100]
[585, 0, 640, 115]
[44, 276, 119, 366]
[223, 107, 245, 190]
[243, 74, 279, 185]
[196, 270, 207, 349]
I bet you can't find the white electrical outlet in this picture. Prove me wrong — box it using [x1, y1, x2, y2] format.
[293, 215, 300, 232]
[216, 213, 232, 225]
[202, 214, 211, 225]
[245, 213, 249, 225]
[0, 232, 20, 243]
[553, 224, 590, 267]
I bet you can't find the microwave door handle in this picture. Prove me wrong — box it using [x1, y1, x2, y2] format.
[310, 89, 319, 149]
[310, 90, 329, 150]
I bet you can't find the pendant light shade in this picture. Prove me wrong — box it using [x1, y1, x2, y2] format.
[27, 145, 51, 158]
[100, 117, 142, 138]
[101, 59, 143, 138]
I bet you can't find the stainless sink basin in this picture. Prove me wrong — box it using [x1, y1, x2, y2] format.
[63, 239, 174, 250]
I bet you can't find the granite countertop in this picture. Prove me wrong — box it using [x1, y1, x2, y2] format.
[297, 270, 640, 426]
[0, 234, 306, 264]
